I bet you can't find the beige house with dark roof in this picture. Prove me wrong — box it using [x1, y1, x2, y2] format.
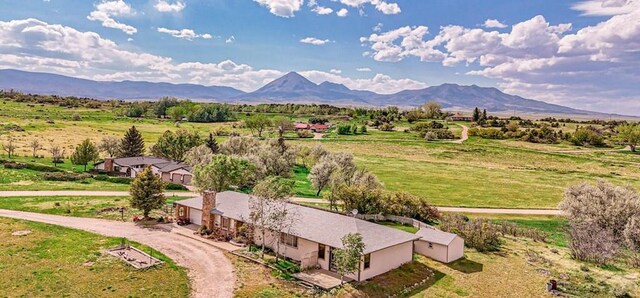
[173, 191, 421, 281]
[94, 156, 193, 185]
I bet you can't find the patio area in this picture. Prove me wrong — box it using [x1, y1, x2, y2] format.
[293, 269, 352, 290]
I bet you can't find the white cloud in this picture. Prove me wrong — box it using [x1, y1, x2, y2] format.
[87, 0, 137, 35]
[361, 11, 640, 114]
[300, 71, 427, 94]
[356, 67, 372, 72]
[372, 22, 383, 32]
[329, 68, 342, 74]
[154, 0, 186, 12]
[336, 8, 349, 16]
[300, 37, 331, 45]
[483, 19, 507, 28]
[225, 35, 235, 43]
[253, 0, 303, 17]
[571, 0, 638, 16]
[312, 6, 334, 14]
[157, 27, 213, 40]
[338, 0, 401, 15]
[0, 18, 424, 96]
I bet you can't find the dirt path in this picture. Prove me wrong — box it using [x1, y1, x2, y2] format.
[451, 124, 469, 144]
[0, 209, 235, 298]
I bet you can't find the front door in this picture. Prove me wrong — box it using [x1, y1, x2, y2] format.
[329, 247, 337, 272]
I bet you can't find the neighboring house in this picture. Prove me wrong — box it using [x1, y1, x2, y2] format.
[94, 156, 193, 185]
[294, 123, 311, 130]
[450, 113, 473, 122]
[310, 123, 329, 133]
[173, 191, 421, 281]
[414, 227, 464, 263]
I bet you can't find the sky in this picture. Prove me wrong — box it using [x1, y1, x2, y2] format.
[0, 0, 639, 115]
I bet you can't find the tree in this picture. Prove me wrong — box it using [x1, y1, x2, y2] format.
[98, 136, 120, 157]
[50, 145, 64, 167]
[618, 123, 640, 152]
[150, 129, 202, 162]
[472, 107, 481, 122]
[1, 136, 17, 158]
[184, 145, 213, 166]
[118, 126, 145, 157]
[422, 101, 443, 119]
[29, 139, 41, 158]
[192, 155, 254, 193]
[309, 156, 337, 197]
[71, 139, 99, 171]
[482, 109, 488, 121]
[205, 133, 219, 154]
[244, 114, 272, 137]
[272, 116, 293, 138]
[249, 176, 296, 259]
[332, 233, 365, 284]
[129, 166, 165, 219]
[154, 96, 179, 118]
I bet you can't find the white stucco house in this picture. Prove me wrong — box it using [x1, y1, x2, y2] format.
[94, 156, 193, 185]
[173, 191, 421, 282]
[414, 227, 465, 263]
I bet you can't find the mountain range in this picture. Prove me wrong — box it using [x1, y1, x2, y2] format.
[0, 69, 597, 115]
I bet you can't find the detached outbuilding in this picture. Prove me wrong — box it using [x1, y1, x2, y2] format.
[414, 227, 464, 263]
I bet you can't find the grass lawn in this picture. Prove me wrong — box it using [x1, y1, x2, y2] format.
[0, 196, 185, 221]
[229, 253, 308, 298]
[289, 165, 320, 198]
[378, 220, 419, 234]
[0, 217, 190, 297]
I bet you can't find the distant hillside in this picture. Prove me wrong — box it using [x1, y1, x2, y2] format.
[0, 69, 600, 115]
[0, 69, 245, 100]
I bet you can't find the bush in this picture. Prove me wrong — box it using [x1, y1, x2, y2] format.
[296, 130, 312, 138]
[165, 182, 188, 191]
[107, 177, 133, 184]
[41, 172, 92, 181]
[24, 163, 64, 172]
[94, 174, 110, 181]
[440, 215, 502, 252]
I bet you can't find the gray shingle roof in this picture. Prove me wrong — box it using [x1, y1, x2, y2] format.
[174, 191, 421, 253]
[415, 227, 459, 246]
[158, 162, 192, 173]
[111, 156, 172, 167]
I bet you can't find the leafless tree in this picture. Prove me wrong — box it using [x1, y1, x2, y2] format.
[29, 139, 42, 157]
[2, 136, 17, 158]
[50, 144, 65, 167]
[98, 136, 120, 157]
[568, 222, 620, 265]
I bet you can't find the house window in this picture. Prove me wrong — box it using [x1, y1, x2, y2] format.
[279, 233, 298, 248]
[222, 218, 230, 229]
[318, 244, 325, 260]
[364, 253, 371, 269]
[428, 242, 433, 249]
[178, 207, 184, 217]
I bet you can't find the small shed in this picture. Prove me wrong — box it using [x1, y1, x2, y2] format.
[414, 227, 464, 263]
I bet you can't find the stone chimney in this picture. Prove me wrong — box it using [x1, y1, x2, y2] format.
[104, 158, 114, 172]
[201, 191, 216, 230]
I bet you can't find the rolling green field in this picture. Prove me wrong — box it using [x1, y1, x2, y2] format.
[0, 217, 189, 297]
[2, 99, 639, 208]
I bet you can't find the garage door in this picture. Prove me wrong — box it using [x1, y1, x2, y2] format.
[189, 208, 202, 225]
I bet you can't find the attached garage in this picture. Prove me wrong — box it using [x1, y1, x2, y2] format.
[189, 208, 203, 225]
[415, 227, 464, 263]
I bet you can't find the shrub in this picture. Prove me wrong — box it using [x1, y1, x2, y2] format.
[24, 163, 64, 172]
[296, 130, 312, 138]
[41, 172, 92, 181]
[337, 124, 352, 135]
[379, 122, 394, 131]
[165, 182, 188, 191]
[107, 177, 133, 184]
[94, 174, 110, 181]
[440, 215, 502, 252]
[568, 222, 620, 265]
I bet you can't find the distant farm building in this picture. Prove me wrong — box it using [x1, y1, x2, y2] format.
[94, 156, 193, 186]
[450, 113, 473, 121]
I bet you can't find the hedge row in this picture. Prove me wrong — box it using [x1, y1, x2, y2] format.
[2, 161, 64, 172]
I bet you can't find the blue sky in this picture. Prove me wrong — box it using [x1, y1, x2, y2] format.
[0, 0, 638, 114]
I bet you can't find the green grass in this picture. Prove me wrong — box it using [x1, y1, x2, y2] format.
[0, 166, 131, 191]
[460, 214, 569, 247]
[0, 217, 190, 297]
[289, 165, 319, 198]
[0, 196, 184, 221]
[378, 220, 419, 234]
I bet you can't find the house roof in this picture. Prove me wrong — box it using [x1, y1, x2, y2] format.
[110, 156, 172, 167]
[311, 124, 328, 129]
[175, 192, 421, 253]
[415, 227, 459, 246]
[158, 162, 192, 173]
[294, 123, 310, 129]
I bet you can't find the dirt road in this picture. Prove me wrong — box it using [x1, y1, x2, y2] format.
[0, 209, 235, 298]
[451, 124, 469, 144]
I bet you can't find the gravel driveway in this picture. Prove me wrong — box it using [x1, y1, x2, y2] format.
[0, 209, 235, 298]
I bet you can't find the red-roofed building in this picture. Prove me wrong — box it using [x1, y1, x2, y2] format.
[310, 124, 329, 132]
[294, 123, 311, 130]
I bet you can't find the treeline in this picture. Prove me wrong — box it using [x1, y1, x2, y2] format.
[0, 90, 123, 109]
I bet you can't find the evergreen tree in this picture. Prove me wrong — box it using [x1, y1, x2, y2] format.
[482, 109, 488, 121]
[129, 166, 165, 219]
[70, 138, 99, 171]
[206, 133, 219, 153]
[472, 107, 480, 122]
[119, 126, 145, 157]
